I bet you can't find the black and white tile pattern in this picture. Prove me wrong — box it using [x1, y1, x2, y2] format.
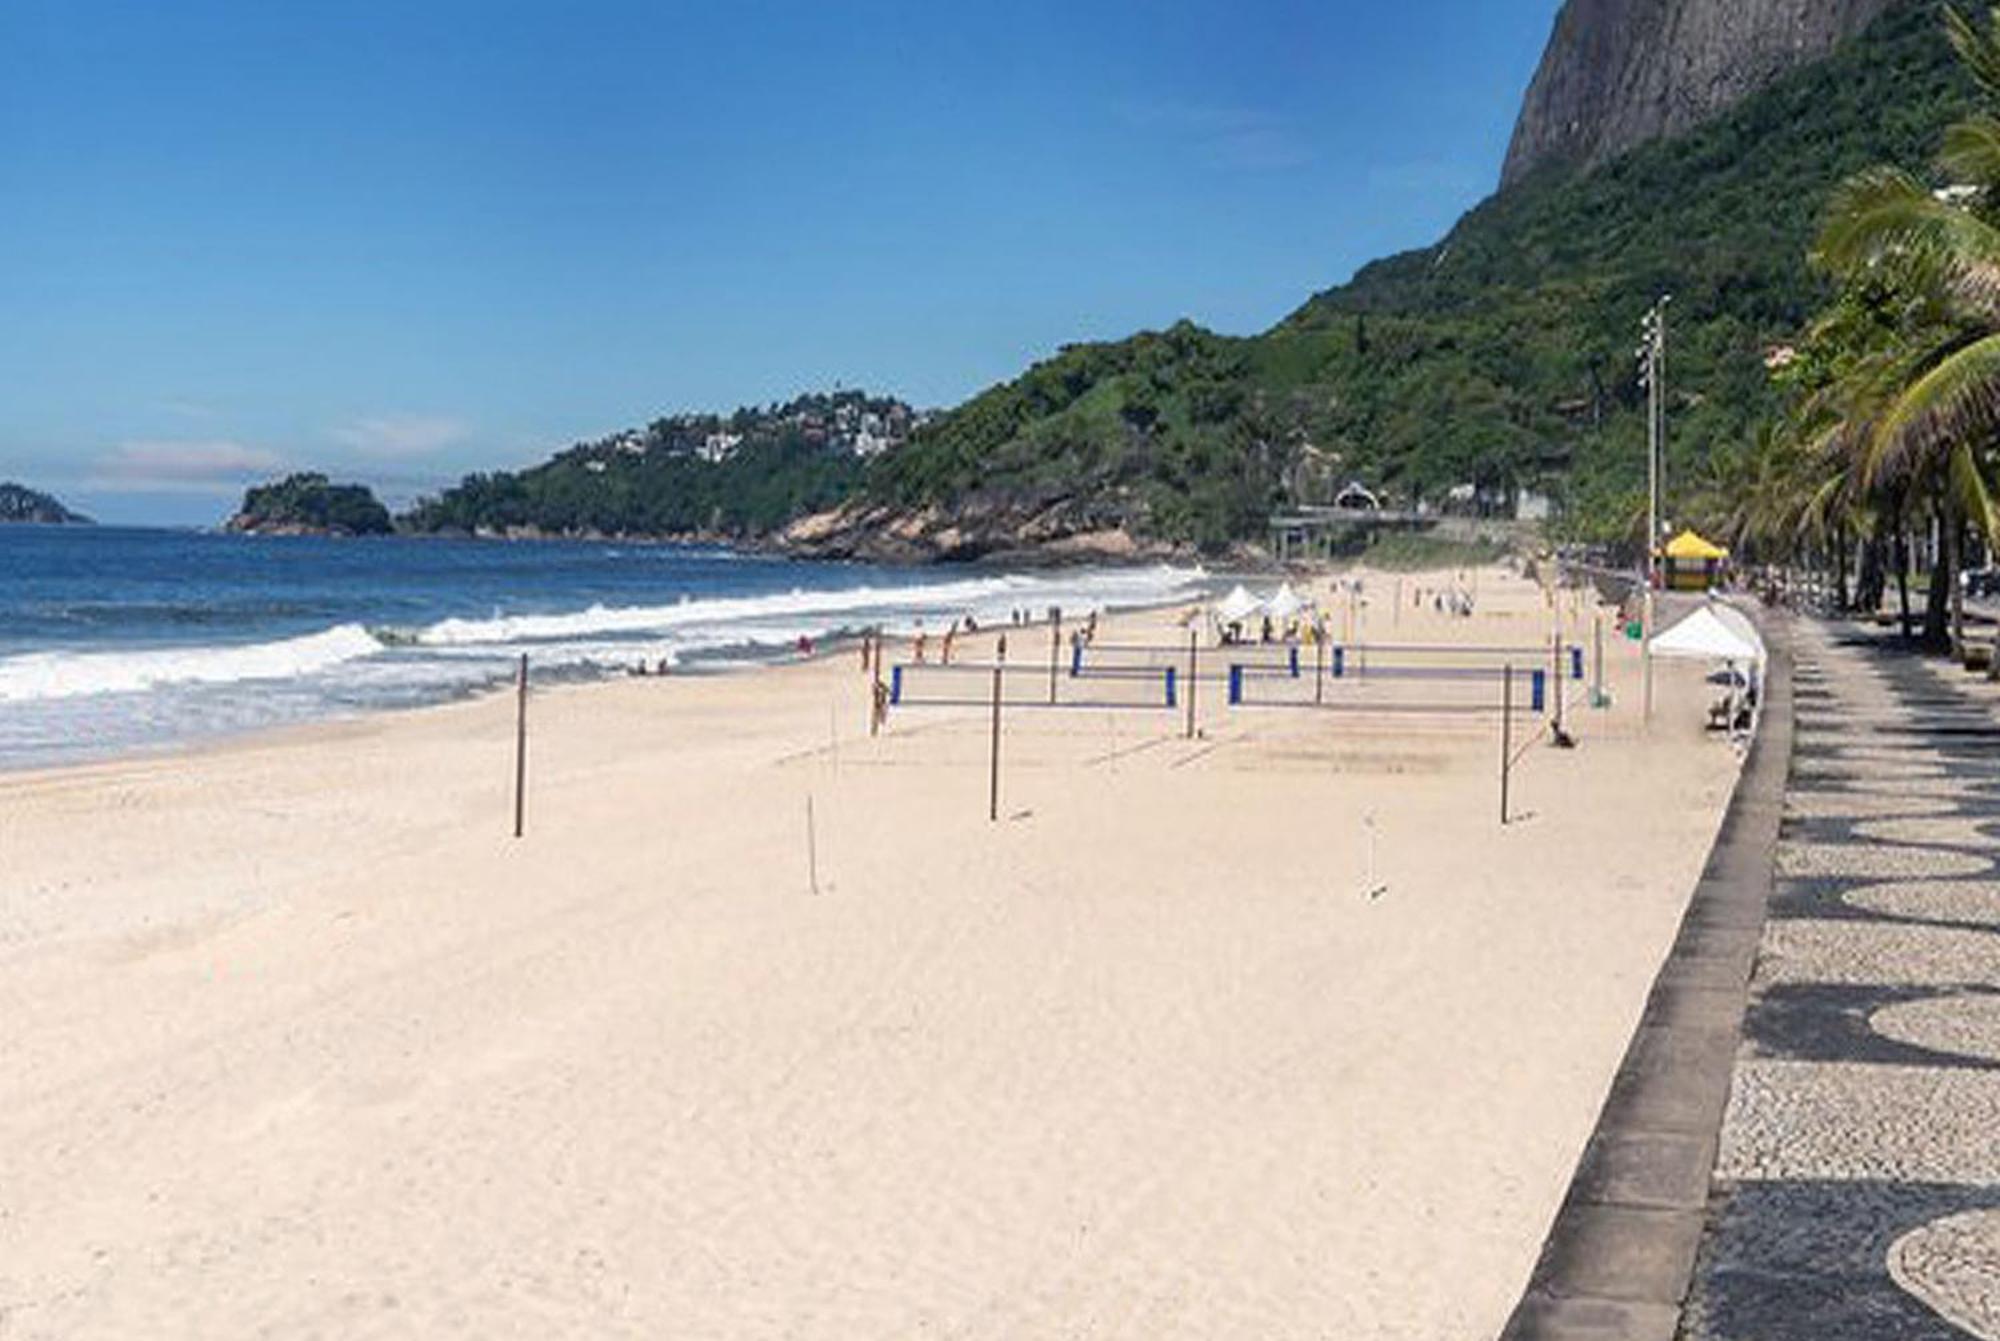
[1683, 625, 2000, 1340]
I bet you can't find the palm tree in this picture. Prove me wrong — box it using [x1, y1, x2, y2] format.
[1808, 4, 2000, 649]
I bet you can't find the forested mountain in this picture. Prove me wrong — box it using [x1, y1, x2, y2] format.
[834, 0, 1964, 557]
[402, 391, 920, 539]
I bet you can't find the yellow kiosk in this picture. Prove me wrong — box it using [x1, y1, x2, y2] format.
[1661, 530, 1729, 592]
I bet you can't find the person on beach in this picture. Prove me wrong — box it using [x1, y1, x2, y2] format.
[914, 622, 927, 665]
[941, 626, 956, 665]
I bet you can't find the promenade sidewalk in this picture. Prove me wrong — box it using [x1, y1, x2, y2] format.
[1683, 619, 2000, 1339]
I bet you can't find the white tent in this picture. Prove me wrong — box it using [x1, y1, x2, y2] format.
[1649, 605, 1764, 666]
[1265, 582, 1308, 620]
[1215, 584, 1264, 625]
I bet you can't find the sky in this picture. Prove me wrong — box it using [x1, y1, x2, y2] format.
[0, 0, 1561, 526]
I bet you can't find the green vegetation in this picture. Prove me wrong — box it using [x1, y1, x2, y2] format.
[1694, 4, 2000, 650]
[403, 392, 909, 539]
[231, 473, 393, 536]
[869, 1, 1969, 550]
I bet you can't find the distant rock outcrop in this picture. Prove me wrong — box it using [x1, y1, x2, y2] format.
[1501, 0, 1902, 187]
[0, 482, 91, 525]
[227, 473, 393, 536]
[778, 493, 1190, 566]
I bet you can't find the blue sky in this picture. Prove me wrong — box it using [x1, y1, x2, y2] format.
[0, 0, 1560, 525]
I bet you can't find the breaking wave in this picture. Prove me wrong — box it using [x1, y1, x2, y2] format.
[0, 624, 385, 703]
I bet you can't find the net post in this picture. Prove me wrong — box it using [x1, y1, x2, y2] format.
[512, 652, 528, 839]
[1552, 630, 1565, 737]
[988, 636, 1006, 823]
[870, 630, 885, 737]
[1049, 608, 1061, 706]
[1185, 627, 1198, 739]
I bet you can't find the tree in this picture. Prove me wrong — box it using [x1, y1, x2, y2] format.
[1793, 4, 2000, 648]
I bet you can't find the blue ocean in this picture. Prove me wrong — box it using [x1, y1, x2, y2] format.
[0, 527, 1203, 769]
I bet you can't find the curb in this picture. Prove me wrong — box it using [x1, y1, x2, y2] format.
[1498, 610, 1794, 1341]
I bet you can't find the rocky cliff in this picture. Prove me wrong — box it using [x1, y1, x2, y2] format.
[1502, 0, 1903, 187]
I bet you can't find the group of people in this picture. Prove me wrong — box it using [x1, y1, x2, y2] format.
[1412, 584, 1476, 618]
[907, 607, 1092, 666]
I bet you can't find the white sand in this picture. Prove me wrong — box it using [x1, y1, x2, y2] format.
[0, 566, 1739, 1339]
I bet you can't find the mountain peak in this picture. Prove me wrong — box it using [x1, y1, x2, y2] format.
[1502, 0, 1903, 188]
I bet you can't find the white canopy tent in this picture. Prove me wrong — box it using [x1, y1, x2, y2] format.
[1264, 582, 1308, 621]
[1650, 603, 1766, 739]
[1649, 605, 1764, 666]
[1215, 585, 1264, 625]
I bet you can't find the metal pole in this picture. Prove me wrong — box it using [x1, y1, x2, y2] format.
[1501, 662, 1512, 826]
[1643, 589, 1656, 726]
[1185, 627, 1198, 740]
[512, 652, 528, 839]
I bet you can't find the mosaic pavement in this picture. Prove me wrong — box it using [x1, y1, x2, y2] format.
[1681, 621, 2000, 1340]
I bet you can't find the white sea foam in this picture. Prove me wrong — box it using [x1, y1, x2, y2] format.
[411, 566, 1204, 648]
[0, 624, 385, 703]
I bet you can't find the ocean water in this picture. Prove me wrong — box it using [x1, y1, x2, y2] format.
[0, 527, 1205, 769]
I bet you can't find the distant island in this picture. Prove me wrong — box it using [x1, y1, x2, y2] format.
[227, 472, 393, 536]
[0, 482, 92, 525]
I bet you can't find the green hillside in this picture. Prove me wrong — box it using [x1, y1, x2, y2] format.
[404, 392, 912, 539]
[869, 0, 1969, 549]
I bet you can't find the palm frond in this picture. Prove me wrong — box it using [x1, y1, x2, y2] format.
[1868, 332, 2000, 489]
[1947, 6, 2000, 106]
[1816, 167, 2000, 285]
[1942, 114, 2000, 188]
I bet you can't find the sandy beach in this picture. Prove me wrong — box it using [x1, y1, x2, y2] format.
[0, 565, 1741, 1340]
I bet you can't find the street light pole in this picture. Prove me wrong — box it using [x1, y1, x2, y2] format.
[1639, 294, 1671, 727]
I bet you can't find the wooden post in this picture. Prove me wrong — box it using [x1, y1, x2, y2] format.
[1593, 613, 1605, 709]
[806, 793, 820, 895]
[870, 631, 884, 737]
[1552, 629, 1565, 737]
[513, 652, 528, 839]
[1500, 662, 1513, 827]
[988, 662, 1004, 823]
[1049, 609, 1061, 706]
[1185, 627, 1198, 740]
